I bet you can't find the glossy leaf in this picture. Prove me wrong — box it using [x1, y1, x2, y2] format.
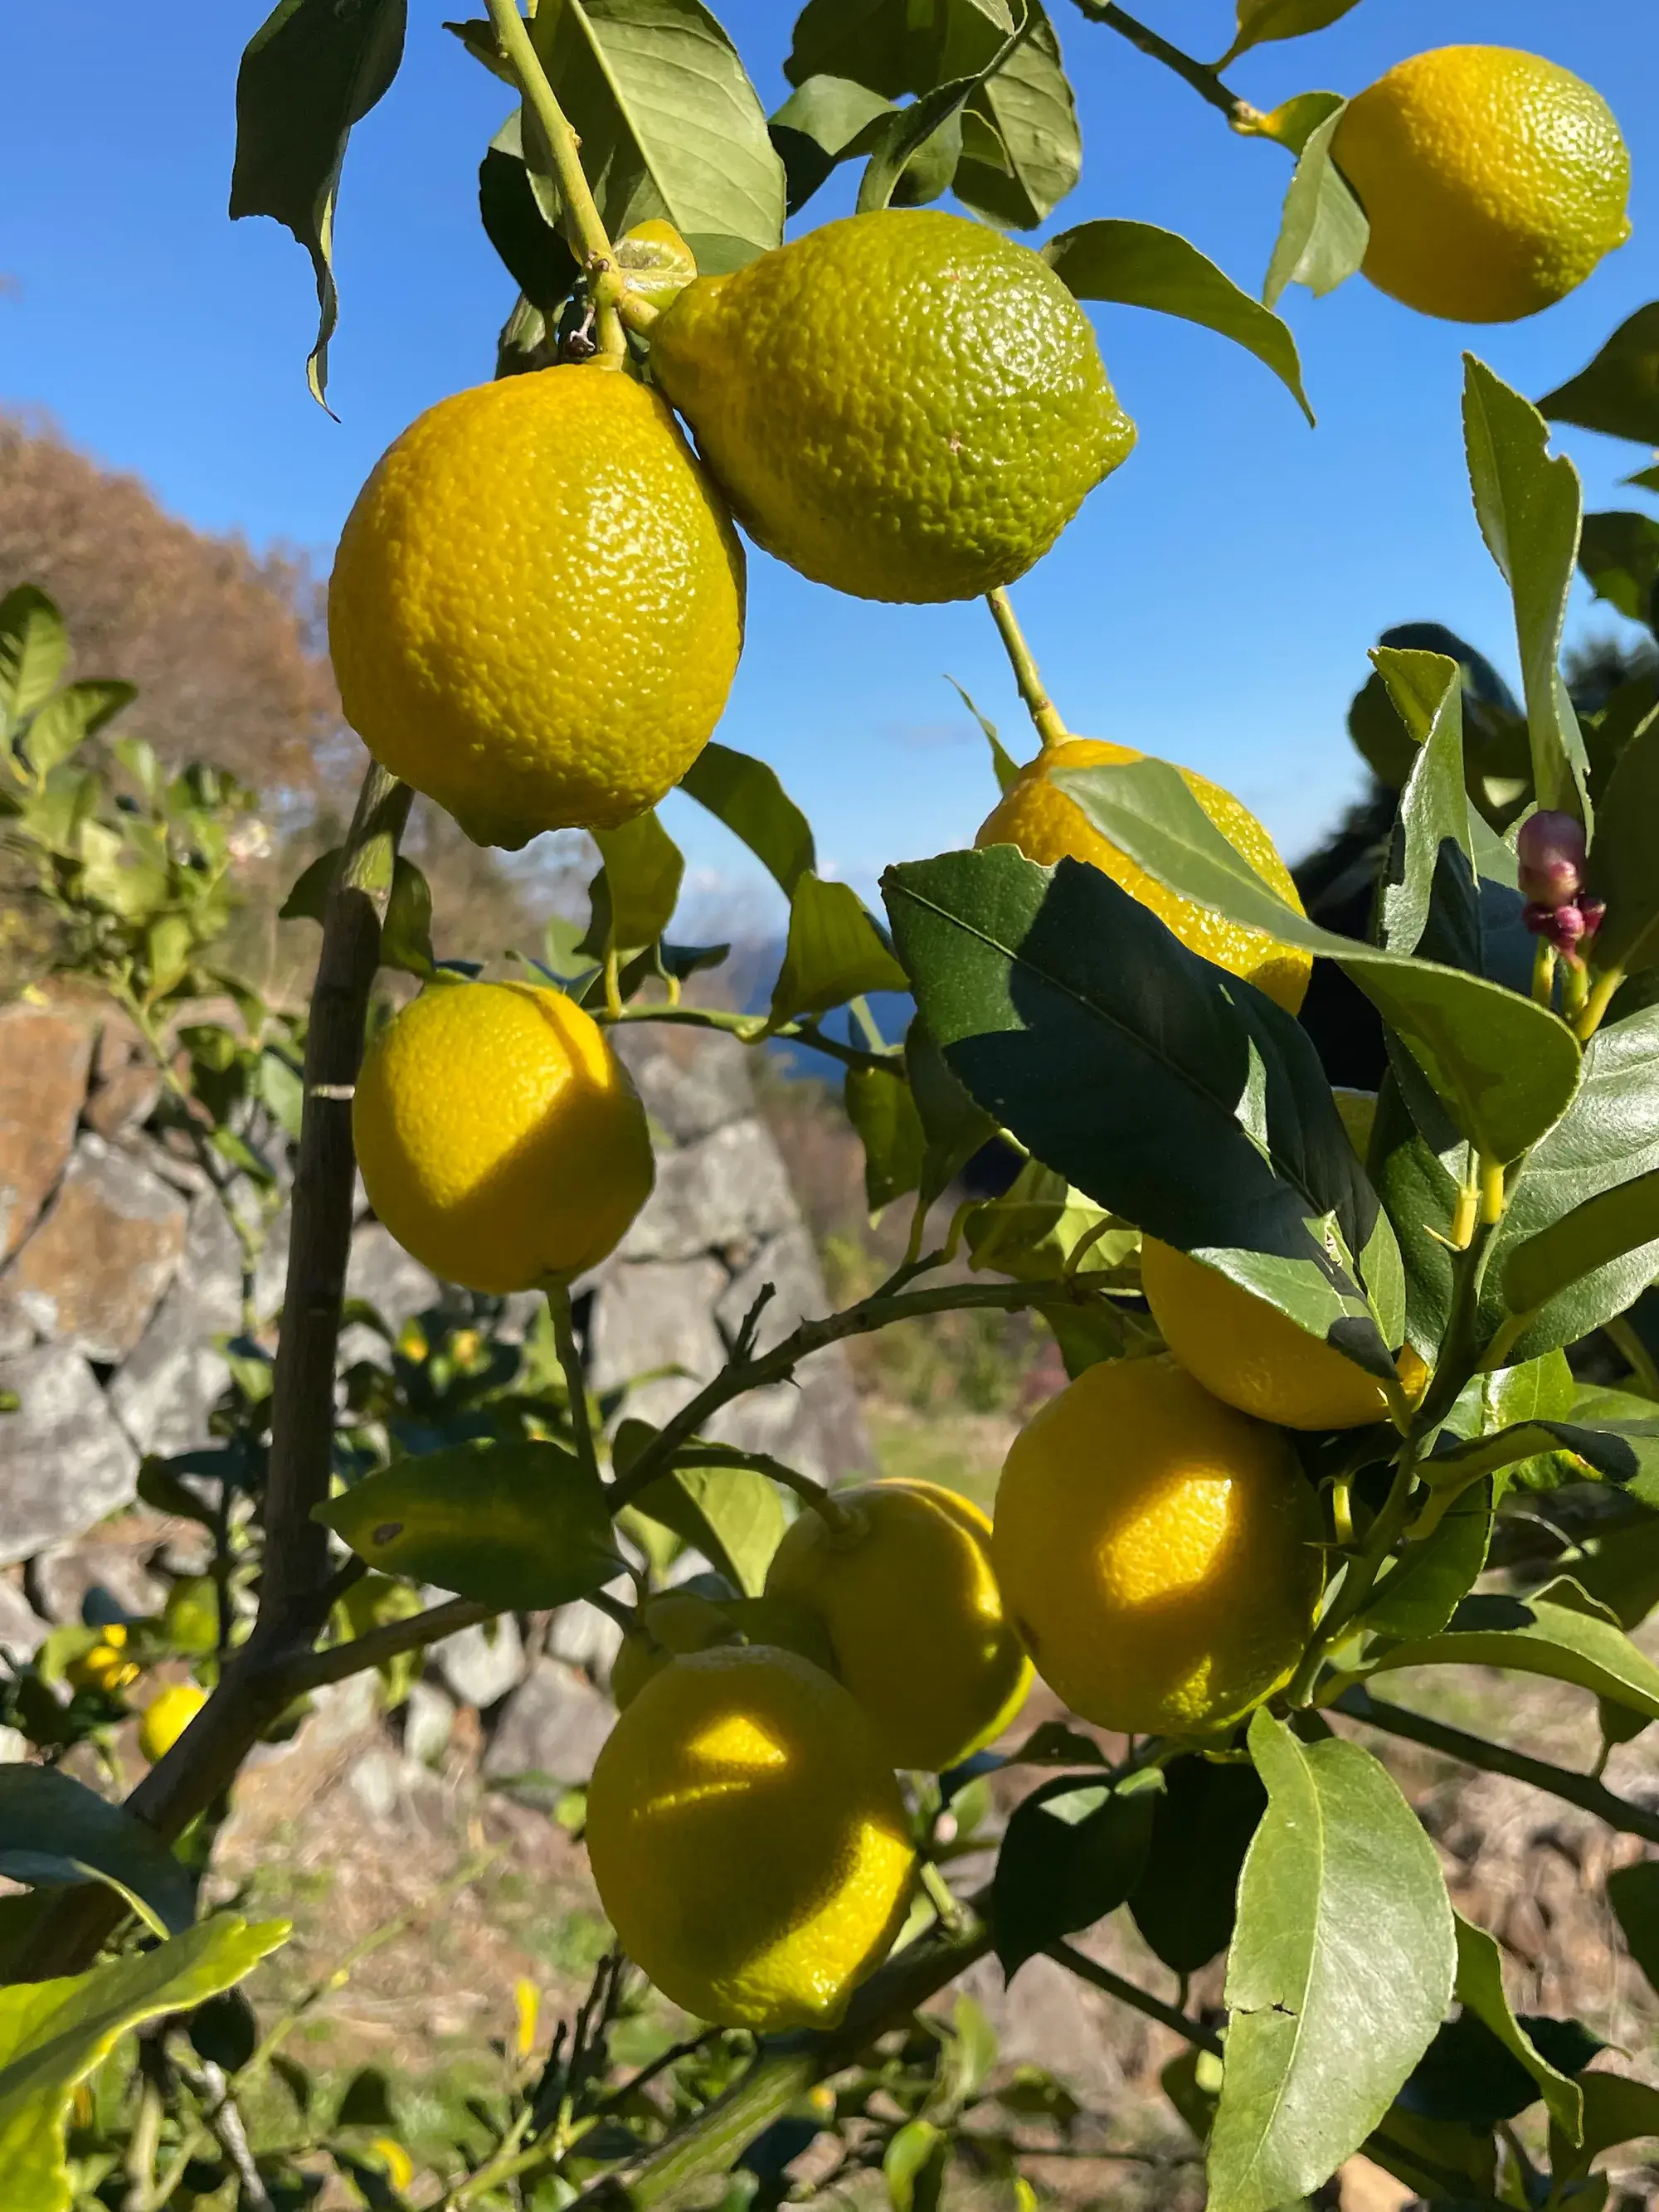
[1241, 89, 1343, 156]
[1372, 650, 1470, 960]
[954, 4, 1079, 230]
[884, 845, 1397, 1373]
[679, 741, 816, 897]
[845, 1062, 926, 1212]
[528, 0, 784, 271]
[1050, 753, 1581, 1164]
[230, 0, 408, 405]
[580, 810, 684, 958]
[1539, 304, 1659, 448]
[1128, 1754, 1266, 1976]
[992, 1772, 1157, 1976]
[629, 1457, 786, 1597]
[0, 1766, 197, 1936]
[769, 74, 894, 213]
[1579, 509, 1659, 630]
[856, 40, 1016, 217]
[1423, 1412, 1659, 1510]
[1044, 219, 1311, 423]
[1366, 1578, 1659, 1720]
[966, 1157, 1136, 1284]
[771, 873, 908, 1027]
[1453, 1911, 1584, 2141]
[479, 110, 581, 309]
[1570, 1481, 1659, 1628]
[1588, 718, 1659, 974]
[1358, 1485, 1492, 1641]
[316, 1441, 622, 1610]
[1219, 0, 1362, 66]
[0, 586, 67, 729]
[1262, 104, 1367, 309]
[380, 856, 436, 979]
[1608, 1860, 1659, 1996]
[1463, 356, 1590, 820]
[1504, 1167, 1659, 1319]
[0, 1915, 286, 2212]
[1209, 1713, 1454, 2212]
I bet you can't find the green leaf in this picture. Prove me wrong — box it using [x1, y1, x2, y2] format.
[1608, 1860, 1659, 1996]
[1207, 1713, 1455, 2212]
[279, 847, 338, 923]
[1044, 219, 1311, 425]
[966, 1158, 1136, 1284]
[857, 69, 993, 215]
[1539, 303, 1659, 448]
[1463, 355, 1589, 822]
[1262, 104, 1367, 309]
[1550, 2070, 1659, 2188]
[0, 586, 67, 732]
[1423, 1411, 1659, 1507]
[0, 1914, 286, 2212]
[1127, 1754, 1266, 1976]
[335, 2063, 399, 2128]
[770, 873, 907, 1028]
[769, 74, 895, 214]
[845, 1064, 926, 1213]
[1580, 510, 1659, 630]
[883, 2119, 946, 2212]
[528, 0, 784, 272]
[679, 741, 815, 897]
[1453, 1911, 1584, 2142]
[1219, 0, 1362, 66]
[381, 855, 436, 979]
[1371, 650, 1471, 959]
[315, 1441, 622, 1610]
[1588, 717, 1659, 975]
[230, 0, 407, 406]
[946, 678, 1020, 795]
[20, 682, 136, 782]
[1358, 1485, 1493, 1641]
[1570, 1482, 1659, 1628]
[629, 1457, 786, 1597]
[883, 844, 1397, 1372]
[580, 810, 684, 960]
[479, 109, 581, 310]
[1367, 1578, 1659, 1721]
[0, 1767, 197, 1937]
[954, 3, 1079, 231]
[1049, 753, 1582, 1164]
[907, 1016, 997, 1212]
[1505, 1167, 1659, 1320]
[992, 1772, 1157, 1976]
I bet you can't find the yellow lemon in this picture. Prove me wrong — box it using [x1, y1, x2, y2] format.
[976, 739, 1311, 1014]
[586, 1646, 916, 2030]
[649, 210, 1135, 604]
[1334, 47, 1630, 323]
[353, 981, 653, 1294]
[993, 1357, 1323, 1736]
[139, 1683, 207, 1763]
[66, 1624, 139, 1695]
[764, 1480, 1031, 1772]
[328, 363, 745, 847]
[1141, 1238, 1394, 1432]
[611, 1592, 838, 1711]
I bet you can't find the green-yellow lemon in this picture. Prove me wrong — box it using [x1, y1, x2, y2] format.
[586, 1646, 916, 2030]
[976, 738, 1311, 1014]
[611, 1592, 838, 1711]
[353, 981, 653, 1295]
[993, 1357, 1323, 1736]
[1334, 46, 1630, 324]
[648, 210, 1135, 605]
[328, 363, 745, 848]
[764, 1480, 1031, 1772]
[139, 1682, 208, 1763]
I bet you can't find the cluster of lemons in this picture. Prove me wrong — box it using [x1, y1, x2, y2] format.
[65, 1592, 215, 1765]
[326, 45, 1627, 2033]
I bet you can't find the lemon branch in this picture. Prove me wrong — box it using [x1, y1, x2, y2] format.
[985, 588, 1068, 752]
[1067, 0, 1260, 131]
[599, 999, 899, 1076]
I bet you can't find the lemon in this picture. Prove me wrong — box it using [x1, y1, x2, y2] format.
[611, 1592, 838, 1711]
[993, 1357, 1323, 1736]
[139, 1683, 207, 1763]
[162, 1578, 221, 1656]
[1334, 47, 1630, 324]
[648, 210, 1135, 604]
[328, 363, 745, 848]
[1141, 1238, 1394, 1432]
[353, 981, 653, 1294]
[764, 1480, 1031, 1772]
[586, 1646, 916, 2030]
[976, 739, 1311, 1014]
[66, 1624, 139, 1696]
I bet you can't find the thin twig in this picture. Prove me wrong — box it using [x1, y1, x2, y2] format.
[1047, 1941, 1224, 2056]
[1067, 0, 1258, 126]
[288, 1596, 492, 1696]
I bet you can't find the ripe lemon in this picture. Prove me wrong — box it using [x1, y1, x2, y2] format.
[139, 1683, 207, 1763]
[66, 1624, 139, 1696]
[328, 363, 745, 847]
[1141, 1238, 1394, 1432]
[976, 739, 1311, 1014]
[764, 1480, 1031, 1772]
[993, 1357, 1322, 1736]
[611, 1592, 838, 1711]
[586, 1646, 916, 2030]
[1334, 47, 1630, 324]
[648, 210, 1135, 604]
[353, 981, 653, 1294]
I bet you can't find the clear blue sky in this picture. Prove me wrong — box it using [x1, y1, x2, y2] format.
[2, 2, 1656, 931]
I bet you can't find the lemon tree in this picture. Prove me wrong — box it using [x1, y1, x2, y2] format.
[11, 1, 1659, 2209]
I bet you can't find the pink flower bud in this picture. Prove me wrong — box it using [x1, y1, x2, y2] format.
[1522, 901, 1556, 936]
[1579, 894, 1607, 939]
[1516, 810, 1587, 909]
[1550, 903, 1588, 953]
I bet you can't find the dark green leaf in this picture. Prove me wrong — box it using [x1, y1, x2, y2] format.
[1050, 753, 1582, 1164]
[1359, 1485, 1493, 1641]
[1367, 1578, 1659, 1719]
[315, 1441, 622, 1610]
[858, 71, 990, 215]
[992, 1772, 1157, 1976]
[1207, 1713, 1455, 2212]
[1608, 1860, 1659, 1996]
[479, 111, 581, 311]
[1262, 104, 1367, 309]
[380, 856, 436, 979]
[1549, 2070, 1659, 2187]
[946, 678, 1020, 795]
[883, 845, 1397, 1373]
[279, 847, 338, 924]
[771, 873, 908, 1027]
[845, 1064, 926, 1213]
[1219, 0, 1362, 66]
[1580, 510, 1659, 630]
[187, 1987, 260, 2074]
[230, 0, 407, 406]
[1462, 355, 1589, 821]
[1400, 2010, 1595, 2132]
[629, 1458, 786, 1597]
[1505, 1167, 1659, 1319]
[1452, 1911, 1587, 2140]
[679, 741, 815, 897]
[907, 1016, 997, 1211]
[769, 75, 894, 213]
[0, 586, 66, 729]
[1045, 219, 1311, 423]
[0, 1765, 198, 1936]
[1127, 1754, 1265, 1976]
[1539, 303, 1659, 448]
[21, 681, 136, 781]
[1588, 717, 1659, 975]
[580, 810, 684, 959]
[954, 4, 1079, 231]
[1572, 1486, 1659, 1628]
[335, 2064, 398, 2128]
[1372, 649, 1471, 960]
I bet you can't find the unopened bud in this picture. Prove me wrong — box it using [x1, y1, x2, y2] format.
[1579, 894, 1607, 939]
[1516, 809, 1587, 909]
[1550, 902, 1588, 950]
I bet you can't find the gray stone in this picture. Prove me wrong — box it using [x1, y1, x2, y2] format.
[0, 1290, 36, 1359]
[181, 1189, 246, 1339]
[484, 1658, 615, 1785]
[107, 1281, 229, 1457]
[0, 1343, 139, 1565]
[251, 1200, 292, 1323]
[0, 1003, 93, 1262]
[617, 1120, 795, 1265]
[547, 1592, 625, 1679]
[7, 1135, 187, 1362]
[84, 1012, 161, 1140]
[403, 1680, 457, 1767]
[716, 1228, 829, 1349]
[589, 1257, 726, 1401]
[0, 1726, 27, 1763]
[32, 1535, 166, 1626]
[347, 1223, 441, 1329]
[0, 1576, 46, 1658]
[345, 1744, 411, 1824]
[613, 1028, 754, 1146]
[430, 1611, 526, 1710]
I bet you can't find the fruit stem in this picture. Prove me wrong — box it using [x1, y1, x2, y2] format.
[985, 589, 1068, 752]
[920, 1860, 969, 1936]
[1531, 934, 1559, 1009]
[1576, 962, 1625, 1042]
[1067, 0, 1258, 131]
